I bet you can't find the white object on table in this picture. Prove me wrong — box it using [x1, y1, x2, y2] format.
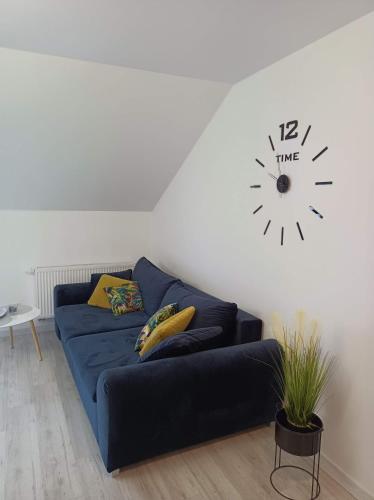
[0, 305, 43, 361]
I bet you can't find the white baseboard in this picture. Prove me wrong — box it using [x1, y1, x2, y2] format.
[322, 453, 374, 500]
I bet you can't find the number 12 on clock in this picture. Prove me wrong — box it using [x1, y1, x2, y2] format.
[279, 120, 298, 141]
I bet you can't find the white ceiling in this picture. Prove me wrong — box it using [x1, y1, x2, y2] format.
[0, 0, 373, 83]
[0, 2, 373, 211]
[0, 48, 229, 211]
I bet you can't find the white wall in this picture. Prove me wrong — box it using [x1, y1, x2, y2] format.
[152, 13, 374, 499]
[0, 210, 151, 306]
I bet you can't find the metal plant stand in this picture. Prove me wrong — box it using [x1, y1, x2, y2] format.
[270, 410, 323, 500]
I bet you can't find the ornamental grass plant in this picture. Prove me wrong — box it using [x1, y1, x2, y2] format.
[273, 313, 334, 429]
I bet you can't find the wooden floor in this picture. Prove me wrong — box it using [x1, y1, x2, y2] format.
[0, 323, 355, 500]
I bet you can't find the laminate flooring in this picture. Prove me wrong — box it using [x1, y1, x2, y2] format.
[0, 323, 355, 500]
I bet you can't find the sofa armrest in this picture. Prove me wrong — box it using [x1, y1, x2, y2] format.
[96, 339, 279, 472]
[54, 282, 92, 308]
[233, 309, 262, 344]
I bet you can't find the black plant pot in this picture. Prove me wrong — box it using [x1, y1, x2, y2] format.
[275, 409, 323, 457]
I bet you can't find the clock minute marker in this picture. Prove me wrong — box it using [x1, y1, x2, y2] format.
[301, 125, 311, 146]
[309, 205, 324, 219]
[281, 227, 284, 246]
[250, 185, 261, 188]
[312, 146, 328, 162]
[315, 181, 333, 185]
[253, 205, 263, 215]
[268, 135, 275, 151]
[255, 158, 265, 168]
[296, 222, 304, 241]
[263, 219, 271, 235]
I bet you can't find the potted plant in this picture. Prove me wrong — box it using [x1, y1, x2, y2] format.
[273, 324, 334, 457]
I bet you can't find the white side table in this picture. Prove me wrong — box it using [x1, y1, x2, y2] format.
[0, 305, 43, 361]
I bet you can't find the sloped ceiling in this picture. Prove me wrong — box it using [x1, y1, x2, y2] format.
[0, 1, 372, 210]
[1, 0, 373, 83]
[0, 48, 229, 210]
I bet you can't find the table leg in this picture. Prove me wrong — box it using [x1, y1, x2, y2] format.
[9, 326, 14, 349]
[30, 320, 43, 361]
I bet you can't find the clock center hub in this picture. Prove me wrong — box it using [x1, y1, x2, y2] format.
[277, 174, 290, 194]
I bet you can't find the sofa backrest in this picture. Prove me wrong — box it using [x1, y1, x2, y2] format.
[133, 258, 260, 344]
[160, 280, 237, 341]
[90, 270, 132, 289]
[133, 257, 178, 315]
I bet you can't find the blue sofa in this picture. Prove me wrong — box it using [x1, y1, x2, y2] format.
[54, 257, 279, 472]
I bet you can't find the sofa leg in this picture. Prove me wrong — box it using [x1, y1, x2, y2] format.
[111, 468, 120, 478]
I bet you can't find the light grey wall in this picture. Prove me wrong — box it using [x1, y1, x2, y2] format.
[0, 210, 151, 305]
[152, 13, 374, 498]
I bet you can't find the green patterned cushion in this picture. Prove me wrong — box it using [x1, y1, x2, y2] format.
[104, 282, 144, 316]
[134, 303, 178, 352]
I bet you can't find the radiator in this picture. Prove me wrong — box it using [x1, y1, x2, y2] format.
[33, 261, 134, 318]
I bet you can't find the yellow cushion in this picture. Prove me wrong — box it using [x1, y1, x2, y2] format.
[140, 306, 196, 356]
[88, 274, 131, 309]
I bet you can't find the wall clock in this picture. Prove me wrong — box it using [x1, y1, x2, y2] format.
[251, 120, 333, 245]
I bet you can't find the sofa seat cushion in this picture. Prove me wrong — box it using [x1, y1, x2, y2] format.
[65, 327, 141, 402]
[55, 303, 149, 342]
[160, 282, 237, 338]
[132, 257, 178, 315]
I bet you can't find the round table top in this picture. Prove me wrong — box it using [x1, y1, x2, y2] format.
[0, 305, 41, 328]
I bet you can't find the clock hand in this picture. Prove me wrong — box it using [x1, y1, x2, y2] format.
[268, 173, 278, 181]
